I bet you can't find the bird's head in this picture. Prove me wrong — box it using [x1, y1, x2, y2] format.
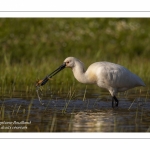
[38, 57, 76, 86]
[63, 57, 75, 68]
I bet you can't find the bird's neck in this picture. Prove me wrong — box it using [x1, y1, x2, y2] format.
[72, 61, 88, 84]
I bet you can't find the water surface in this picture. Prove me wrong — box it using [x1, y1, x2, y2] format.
[0, 88, 150, 132]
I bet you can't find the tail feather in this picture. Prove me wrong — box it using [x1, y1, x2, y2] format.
[134, 74, 145, 87]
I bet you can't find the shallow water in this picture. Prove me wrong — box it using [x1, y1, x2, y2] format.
[0, 88, 150, 132]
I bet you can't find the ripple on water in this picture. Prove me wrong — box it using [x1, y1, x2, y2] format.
[0, 89, 150, 132]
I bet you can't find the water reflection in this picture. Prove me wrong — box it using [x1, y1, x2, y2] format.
[0, 89, 150, 132]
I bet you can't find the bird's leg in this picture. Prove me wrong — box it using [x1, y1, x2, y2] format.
[113, 96, 119, 107]
[112, 96, 119, 107]
[112, 97, 114, 108]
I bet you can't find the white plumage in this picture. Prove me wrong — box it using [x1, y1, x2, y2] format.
[63, 57, 145, 107]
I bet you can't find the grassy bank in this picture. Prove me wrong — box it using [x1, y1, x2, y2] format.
[0, 18, 150, 90]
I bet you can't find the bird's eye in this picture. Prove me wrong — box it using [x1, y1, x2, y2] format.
[66, 61, 69, 64]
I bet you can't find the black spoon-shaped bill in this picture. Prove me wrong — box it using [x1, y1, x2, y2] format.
[40, 63, 66, 86]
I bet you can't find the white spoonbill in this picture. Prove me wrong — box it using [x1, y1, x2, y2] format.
[40, 57, 145, 107]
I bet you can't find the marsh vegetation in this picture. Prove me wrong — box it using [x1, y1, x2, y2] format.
[0, 18, 150, 132]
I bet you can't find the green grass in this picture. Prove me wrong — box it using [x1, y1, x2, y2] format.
[0, 18, 150, 91]
[0, 18, 150, 90]
[0, 18, 149, 132]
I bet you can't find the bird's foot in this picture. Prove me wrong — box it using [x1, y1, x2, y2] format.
[112, 96, 119, 108]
